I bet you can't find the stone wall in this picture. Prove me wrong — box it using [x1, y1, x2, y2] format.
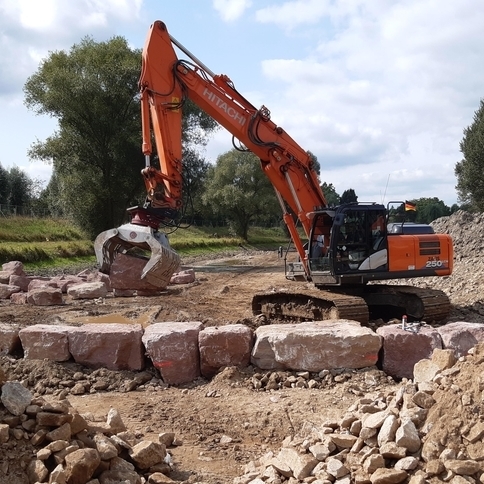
[1, 319, 484, 384]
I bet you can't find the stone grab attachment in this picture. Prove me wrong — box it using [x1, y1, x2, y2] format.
[94, 222, 180, 289]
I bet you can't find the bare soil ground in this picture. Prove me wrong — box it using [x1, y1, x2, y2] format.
[0, 250, 398, 483]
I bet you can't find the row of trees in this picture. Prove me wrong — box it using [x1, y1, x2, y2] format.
[8, 35, 478, 239]
[0, 164, 42, 213]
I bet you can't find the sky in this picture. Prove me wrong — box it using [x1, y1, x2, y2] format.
[1, 0, 483, 207]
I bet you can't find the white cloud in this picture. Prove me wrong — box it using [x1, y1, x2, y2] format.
[0, 0, 142, 97]
[252, 0, 484, 204]
[212, 0, 252, 22]
[255, 0, 330, 29]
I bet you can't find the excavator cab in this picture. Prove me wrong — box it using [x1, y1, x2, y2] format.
[303, 204, 388, 286]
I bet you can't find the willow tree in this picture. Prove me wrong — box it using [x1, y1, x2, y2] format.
[455, 99, 484, 211]
[25, 36, 217, 237]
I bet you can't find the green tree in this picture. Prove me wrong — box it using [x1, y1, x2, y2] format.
[321, 182, 340, 206]
[202, 150, 279, 239]
[414, 197, 451, 223]
[0, 163, 8, 205]
[307, 150, 321, 176]
[24, 37, 144, 237]
[341, 188, 358, 204]
[24, 37, 217, 237]
[455, 99, 484, 211]
[6, 166, 35, 208]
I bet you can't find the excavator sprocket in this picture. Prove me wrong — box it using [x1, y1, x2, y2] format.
[252, 285, 451, 325]
[362, 285, 451, 323]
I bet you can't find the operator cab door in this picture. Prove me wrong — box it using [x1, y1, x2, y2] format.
[329, 206, 388, 275]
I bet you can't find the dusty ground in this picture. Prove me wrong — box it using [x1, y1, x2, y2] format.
[1, 227, 483, 483]
[0, 250, 398, 483]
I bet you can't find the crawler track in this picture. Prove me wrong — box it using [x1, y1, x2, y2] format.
[252, 289, 369, 324]
[252, 285, 451, 325]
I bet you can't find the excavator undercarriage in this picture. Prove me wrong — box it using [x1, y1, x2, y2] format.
[252, 285, 451, 325]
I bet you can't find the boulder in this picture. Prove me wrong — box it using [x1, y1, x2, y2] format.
[109, 253, 161, 291]
[9, 274, 32, 292]
[170, 268, 196, 285]
[67, 281, 108, 300]
[143, 322, 203, 384]
[51, 275, 85, 293]
[251, 320, 382, 371]
[376, 324, 442, 379]
[0, 284, 21, 299]
[19, 324, 72, 361]
[437, 322, 484, 357]
[2, 261, 25, 276]
[1, 381, 33, 416]
[27, 287, 63, 306]
[199, 324, 254, 377]
[68, 324, 145, 370]
[10, 292, 28, 305]
[64, 448, 101, 484]
[27, 278, 57, 291]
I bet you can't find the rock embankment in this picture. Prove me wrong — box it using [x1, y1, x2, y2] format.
[235, 344, 484, 484]
[393, 210, 484, 321]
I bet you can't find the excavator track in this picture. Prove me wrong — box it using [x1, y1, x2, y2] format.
[252, 285, 451, 325]
[361, 285, 451, 323]
[252, 289, 370, 325]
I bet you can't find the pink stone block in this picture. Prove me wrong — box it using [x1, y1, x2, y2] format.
[10, 293, 27, 305]
[27, 288, 63, 306]
[2, 261, 25, 276]
[199, 324, 254, 378]
[0, 323, 21, 355]
[0, 284, 21, 299]
[19, 325, 72, 361]
[68, 324, 144, 371]
[109, 253, 160, 291]
[376, 324, 442, 379]
[437, 322, 484, 357]
[142, 322, 203, 384]
[9, 274, 32, 292]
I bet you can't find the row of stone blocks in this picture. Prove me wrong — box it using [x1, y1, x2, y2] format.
[1, 320, 483, 385]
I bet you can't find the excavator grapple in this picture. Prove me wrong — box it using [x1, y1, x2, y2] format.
[94, 218, 180, 288]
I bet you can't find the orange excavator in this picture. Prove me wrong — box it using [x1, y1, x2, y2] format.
[94, 20, 453, 324]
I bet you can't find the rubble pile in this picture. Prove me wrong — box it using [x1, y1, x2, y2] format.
[235, 344, 484, 484]
[0, 375, 181, 484]
[0, 259, 196, 305]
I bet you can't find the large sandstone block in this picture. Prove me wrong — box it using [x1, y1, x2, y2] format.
[2, 261, 25, 276]
[142, 322, 203, 384]
[27, 287, 63, 306]
[68, 324, 144, 370]
[199, 324, 254, 378]
[437, 322, 484, 357]
[377, 324, 442, 379]
[51, 275, 85, 293]
[251, 320, 382, 371]
[9, 274, 32, 292]
[19, 325, 72, 361]
[109, 253, 160, 291]
[0, 323, 21, 355]
[0, 284, 21, 299]
[67, 281, 108, 300]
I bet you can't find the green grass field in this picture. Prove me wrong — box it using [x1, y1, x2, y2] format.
[0, 217, 291, 269]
